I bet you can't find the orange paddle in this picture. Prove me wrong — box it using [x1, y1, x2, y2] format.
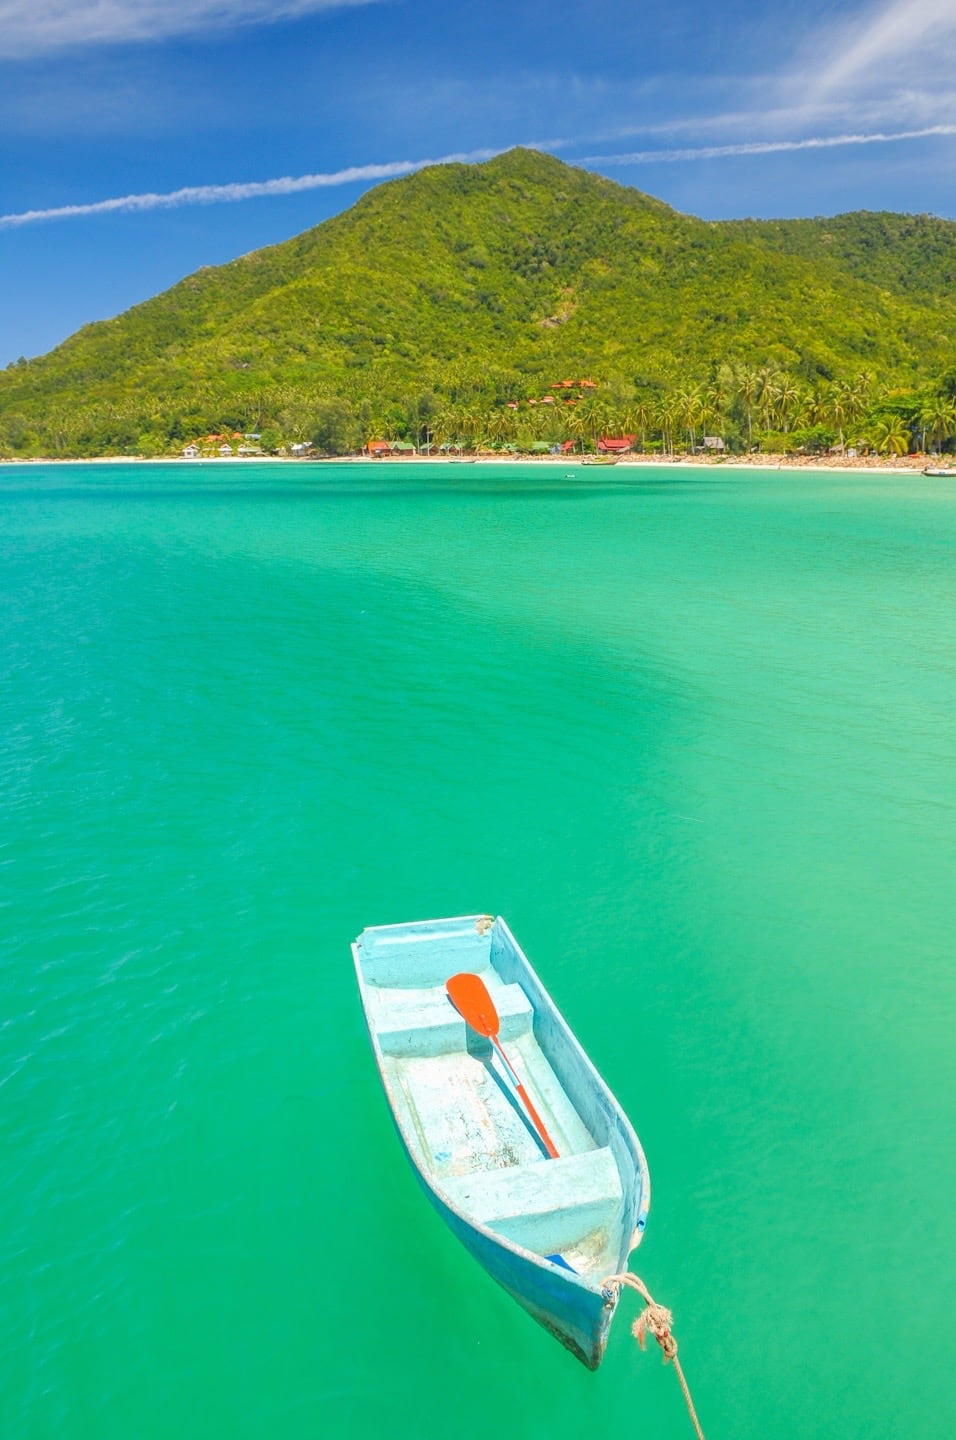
[446, 972, 559, 1159]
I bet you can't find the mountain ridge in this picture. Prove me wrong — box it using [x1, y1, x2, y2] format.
[2, 148, 955, 455]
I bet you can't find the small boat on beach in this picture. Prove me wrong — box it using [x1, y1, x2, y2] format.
[352, 914, 650, 1368]
[923, 465, 956, 476]
[581, 454, 619, 466]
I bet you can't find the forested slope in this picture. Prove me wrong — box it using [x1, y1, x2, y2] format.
[2, 148, 954, 455]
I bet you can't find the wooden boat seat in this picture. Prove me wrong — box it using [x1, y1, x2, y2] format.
[370, 976, 533, 1057]
[357, 922, 492, 988]
[439, 1146, 621, 1257]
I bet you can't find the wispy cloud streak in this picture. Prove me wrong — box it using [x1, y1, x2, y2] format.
[3, 125, 954, 231]
[582, 126, 956, 166]
[0, 0, 375, 58]
[809, 0, 956, 98]
[0, 149, 502, 229]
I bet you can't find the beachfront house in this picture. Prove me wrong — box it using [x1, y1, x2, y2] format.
[703, 436, 726, 451]
[182, 443, 200, 458]
[597, 435, 635, 454]
[549, 378, 598, 393]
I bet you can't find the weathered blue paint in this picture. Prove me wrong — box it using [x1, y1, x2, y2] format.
[352, 914, 651, 1368]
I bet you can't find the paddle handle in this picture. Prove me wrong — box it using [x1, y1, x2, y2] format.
[491, 1036, 560, 1159]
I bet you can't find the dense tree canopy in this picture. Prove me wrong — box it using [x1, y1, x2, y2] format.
[1, 149, 955, 458]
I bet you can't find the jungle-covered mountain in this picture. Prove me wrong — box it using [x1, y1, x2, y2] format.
[2, 147, 955, 456]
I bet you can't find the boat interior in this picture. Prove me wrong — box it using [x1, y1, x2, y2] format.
[354, 916, 644, 1280]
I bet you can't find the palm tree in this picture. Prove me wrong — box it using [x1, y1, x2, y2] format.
[631, 400, 654, 453]
[850, 371, 874, 415]
[836, 378, 868, 438]
[785, 386, 815, 434]
[655, 395, 680, 455]
[539, 401, 566, 446]
[755, 367, 783, 433]
[674, 386, 704, 451]
[485, 409, 510, 447]
[919, 397, 956, 454]
[824, 385, 849, 447]
[528, 403, 551, 439]
[735, 366, 761, 447]
[461, 405, 485, 451]
[705, 374, 730, 438]
[610, 395, 651, 453]
[575, 394, 607, 447]
[776, 375, 801, 432]
[501, 405, 521, 443]
[430, 407, 454, 448]
[565, 403, 589, 448]
[869, 414, 910, 456]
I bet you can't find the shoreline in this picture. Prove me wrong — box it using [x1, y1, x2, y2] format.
[0, 452, 943, 476]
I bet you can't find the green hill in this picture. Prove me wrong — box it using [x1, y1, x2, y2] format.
[2, 148, 955, 456]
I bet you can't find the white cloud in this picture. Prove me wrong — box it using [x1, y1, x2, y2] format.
[809, 0, 956, 98]
[0, 0, 376, 58]
[592, 91, 956, 144]
[0, 148, 502, 228]
[582, 126, 956, 167]
[5, 123, 955, 232]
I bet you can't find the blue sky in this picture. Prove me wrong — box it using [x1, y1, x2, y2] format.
[2, 0, 955, 365]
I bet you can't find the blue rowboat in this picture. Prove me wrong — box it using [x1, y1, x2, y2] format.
[352, 914, 650, 1368]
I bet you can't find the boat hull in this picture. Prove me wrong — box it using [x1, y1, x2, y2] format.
[353, 914, 649, 1367]
[425, 1177, 617, 1367]
[374, 1067, 622, 1365]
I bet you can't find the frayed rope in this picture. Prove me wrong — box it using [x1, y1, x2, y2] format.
[602, 1273, 704, 1440]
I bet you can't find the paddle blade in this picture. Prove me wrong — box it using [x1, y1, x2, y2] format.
[446, 972, 500, 1038]
[447, 971, 560, 1159]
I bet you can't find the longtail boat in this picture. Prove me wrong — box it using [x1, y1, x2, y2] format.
[352, 914, 650, 1368]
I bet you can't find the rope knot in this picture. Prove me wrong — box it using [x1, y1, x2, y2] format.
[602, 1272, 704, 1440]
[633, 1299, 677, 1361]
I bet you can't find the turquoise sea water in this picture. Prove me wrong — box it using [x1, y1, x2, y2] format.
[2, 461, 954, 1439]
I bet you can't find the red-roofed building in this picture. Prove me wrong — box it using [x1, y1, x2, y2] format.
[366, 439, 391, 456]
[597, 435, 635, 453]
